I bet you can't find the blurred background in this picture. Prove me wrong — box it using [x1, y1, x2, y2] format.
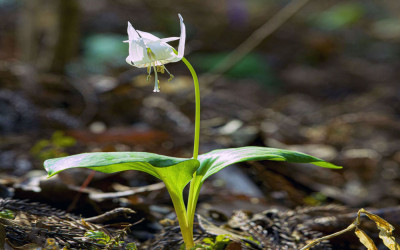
[0, 0, 400, 247]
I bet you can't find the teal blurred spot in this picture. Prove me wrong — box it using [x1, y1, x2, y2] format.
[83, 34, 128, 73]
[0, 0, 15, 5]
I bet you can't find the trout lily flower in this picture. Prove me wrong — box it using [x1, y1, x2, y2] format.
[124, 14, 186, 92]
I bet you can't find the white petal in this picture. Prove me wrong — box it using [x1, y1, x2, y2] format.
[137, 30, 160, 42]
[127, 21, 140, 41]
[125, 16, 186, 68]
[175, 14, 186, 60]
[148, 41, 176, 59]
[128, 40, 150, 67]
[126, 55, 134, 66]
[126, 40, 169, 68]
[153, 37, 180, 43]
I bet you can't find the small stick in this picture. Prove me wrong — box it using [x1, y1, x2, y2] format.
[300, 223, 356, 250]
[67, 170, 96, 212]
[84, 208, 136, 224]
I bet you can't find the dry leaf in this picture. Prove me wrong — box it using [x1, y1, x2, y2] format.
[378, 230, 400, 250]
[355, 228, 377, 250]
[301, 208, 400, 250]
[359, 209, 400, 250]
[360, 209, 394, 233]
[197, 214, 245, 241]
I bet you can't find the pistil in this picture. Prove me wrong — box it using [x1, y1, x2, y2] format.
[153, 65, 160, 92]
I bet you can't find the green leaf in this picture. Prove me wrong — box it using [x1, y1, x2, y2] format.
[0, 209, 15, 219]
[197, 146, 341, 182]
[84, 230, 111, 244]
[126, 242, 138, 250]
[45, 151, 199, 247]
[44, 152, 199, 194]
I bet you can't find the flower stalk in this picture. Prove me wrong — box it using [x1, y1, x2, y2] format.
[181, 56, 201, 249]
[181, 57, 200, 160]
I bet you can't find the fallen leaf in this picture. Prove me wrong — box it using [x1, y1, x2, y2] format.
[355, 228, 377, 250]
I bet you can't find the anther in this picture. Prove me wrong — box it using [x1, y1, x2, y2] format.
[163, 66, 174, 82]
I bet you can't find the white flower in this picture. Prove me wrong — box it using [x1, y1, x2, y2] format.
[124, 14, 186, 92]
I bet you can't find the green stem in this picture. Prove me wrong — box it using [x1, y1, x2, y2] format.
[166, 186, 194, 249]
[181, 56, 200, 160]
[178, 56, 201, 249]
[187, 173, 203, 240]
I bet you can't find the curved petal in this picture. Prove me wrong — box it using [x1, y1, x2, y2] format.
[127, 21, 140, 41]
[175, 14, 186, 60]
[137, 30, 161, 42]
[150, 37, 180, 43]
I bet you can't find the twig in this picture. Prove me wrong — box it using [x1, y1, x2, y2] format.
[89, 182, 165, 201]
[67, 170, 96, 212]
[300, 209, 364, 250]
[299, 223, 356, 250]
[84, 208, 136, 224]
[201, 0, 311, 86]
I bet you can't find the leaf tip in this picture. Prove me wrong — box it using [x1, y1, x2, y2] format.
[43, 159, 58, 177]
[313, 161, 342, 169]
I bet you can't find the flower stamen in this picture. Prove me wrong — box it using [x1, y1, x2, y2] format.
[144, 49, 176, 91]
[146, 66, 152, 82]
[156, 66, 165, 74]
[146, 48, 156, 60]
[163, 66, 175, 82]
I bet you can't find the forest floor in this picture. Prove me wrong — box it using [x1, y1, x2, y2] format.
[0, 0, 400, 249]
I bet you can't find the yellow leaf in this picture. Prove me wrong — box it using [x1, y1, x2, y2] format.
[360, 209, 394, 233]
[378, 230, 400, 250]
[359, 209, 400, 250]
[355, 228, 377, 250]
